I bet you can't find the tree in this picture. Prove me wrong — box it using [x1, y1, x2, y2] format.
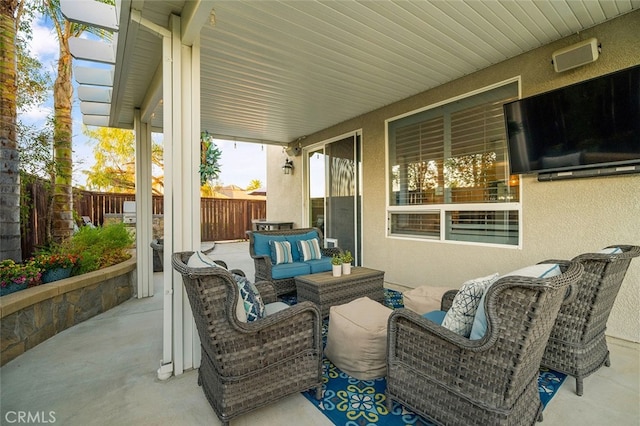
[42, 0, 112, 242]
[83, 126, 164, 194]
[246, 179, 262, 191]
[0, 0, 36, 261]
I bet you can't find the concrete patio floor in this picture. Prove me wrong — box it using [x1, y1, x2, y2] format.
[1, 241, 638, 425]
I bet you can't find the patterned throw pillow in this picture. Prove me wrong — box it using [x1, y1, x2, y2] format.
[297, 238, 322, 261]
[269, 240, 293, 264]
[187, 251, 225, 268]
[233, 274, 265, 322]
[441, 273, 500, 337]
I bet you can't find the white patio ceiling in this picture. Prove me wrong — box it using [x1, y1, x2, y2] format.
[69, 0, 639, 145]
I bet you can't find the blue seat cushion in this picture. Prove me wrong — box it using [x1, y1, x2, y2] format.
[306, 256, 332, 273]
[271, 262, 311, 280]
[285, 230, 319, 261]
[253, 233, 286, 257]
[422, 310, 446, 325]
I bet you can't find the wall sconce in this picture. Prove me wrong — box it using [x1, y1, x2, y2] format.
[282, 158, 294, 175]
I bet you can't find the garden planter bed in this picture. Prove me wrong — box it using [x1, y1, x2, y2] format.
[0, 256, 136, 366]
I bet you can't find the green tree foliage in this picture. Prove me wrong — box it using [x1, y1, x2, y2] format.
[42, 0, 114, 242]
[246, 179, 262, 191]
[0, 0, 36, 261]
[83, 126, 164, 194]
[200, 131, 222, 186]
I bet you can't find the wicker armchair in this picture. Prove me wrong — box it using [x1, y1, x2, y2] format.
[541, 245, 640, 396]
[172, 252, 323, 426]
[386, 261, 583, 426]
[246, 227, 342, 296]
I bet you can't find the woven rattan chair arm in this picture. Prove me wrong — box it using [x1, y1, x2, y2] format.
[232, 301, 322, 334]
[574, 244, 640, 262]
[252, 255, 273, 281]
[254, 280, 277, 303]
[388, 308, 488, 352]
[441, 290, 458, 311]
[321, 247, 343, 257]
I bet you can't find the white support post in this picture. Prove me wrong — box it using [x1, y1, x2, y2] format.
[158, 28, 175, 382]
[134, 109, 153, 298]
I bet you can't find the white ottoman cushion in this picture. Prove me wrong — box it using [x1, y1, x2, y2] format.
[403, 286, 454, 315]
[324, 296, 393, 380]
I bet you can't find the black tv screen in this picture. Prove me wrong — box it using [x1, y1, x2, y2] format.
[504, 66, 640, 175]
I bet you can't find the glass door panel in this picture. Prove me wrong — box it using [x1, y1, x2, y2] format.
[307, 134, 362, 265]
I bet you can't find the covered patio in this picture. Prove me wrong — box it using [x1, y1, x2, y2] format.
[1, 241, 638, 425]
[59, 0, 640, 383]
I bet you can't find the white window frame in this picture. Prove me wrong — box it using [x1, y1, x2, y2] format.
[385, 78, 522, 248]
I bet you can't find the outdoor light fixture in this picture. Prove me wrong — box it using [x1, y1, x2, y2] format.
[282, 158, 294, 175]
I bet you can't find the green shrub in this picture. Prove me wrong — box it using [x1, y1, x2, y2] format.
[59, 222, 134, 274]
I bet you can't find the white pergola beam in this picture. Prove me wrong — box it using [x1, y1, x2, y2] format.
[82, 115, 110, 127]
[69, 36, 117, 64]
[74, 66, 114, 87]
[60, 0, 119, 32]
[78, 86, 112, 103]
[80, 101, 111, 116]
[180, 1, 214, 46]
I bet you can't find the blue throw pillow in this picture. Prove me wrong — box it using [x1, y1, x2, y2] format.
[269, 240, 293, 265]
[297, 238, 322, 261]
[598, 247, 622, 254]
[423, 310, 446, 325]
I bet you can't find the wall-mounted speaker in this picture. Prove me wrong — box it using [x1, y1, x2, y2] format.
[552, 38, 599, 73]
[286, 146, 302, 156]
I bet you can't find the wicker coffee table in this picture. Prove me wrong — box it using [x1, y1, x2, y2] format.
[295, 267, 385, 317]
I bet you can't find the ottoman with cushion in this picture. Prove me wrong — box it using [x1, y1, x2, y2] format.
[403, 286, 455, 315]
[324, 297, 393, 380]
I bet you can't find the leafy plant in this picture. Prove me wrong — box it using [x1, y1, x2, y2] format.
[58, 222, 134, 274]
[200, 131, 222, 186]
[341, 250, 353, 264]
[33, 253, 80, 270]
[0, 259, 42, 289]
[331, 254, 343, 265]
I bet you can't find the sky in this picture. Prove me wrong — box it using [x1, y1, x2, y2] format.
[19, 14, 267, 190]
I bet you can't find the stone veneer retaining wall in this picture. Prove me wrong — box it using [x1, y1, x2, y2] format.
[0, 257, 136, 366]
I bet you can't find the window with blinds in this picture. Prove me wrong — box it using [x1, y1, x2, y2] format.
[387, 81, 521, 246]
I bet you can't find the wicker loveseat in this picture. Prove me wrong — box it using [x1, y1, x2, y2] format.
[247, 227, 342, 296]
[386, 260, 584, 426]
[172, 252, 323, 426]
[541, 244, 640, 396]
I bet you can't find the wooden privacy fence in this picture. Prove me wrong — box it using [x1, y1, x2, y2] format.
[21, 181, 266, 257]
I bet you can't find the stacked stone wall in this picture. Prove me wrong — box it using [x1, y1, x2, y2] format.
[0, 258, 136, 366]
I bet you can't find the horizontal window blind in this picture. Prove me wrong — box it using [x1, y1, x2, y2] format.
[389, 212, 440, 238]
[445, 210, 519, 245]
[387, 81, 521, 246]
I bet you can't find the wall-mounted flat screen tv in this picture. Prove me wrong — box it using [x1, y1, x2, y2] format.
[504, 65, 640, 175]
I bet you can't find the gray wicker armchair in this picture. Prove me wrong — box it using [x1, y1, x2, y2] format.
[246, 227, 342, 296]
[541, 245, 640, 396]
[172, 252, 323, 426]
[386, 261, 583, 426]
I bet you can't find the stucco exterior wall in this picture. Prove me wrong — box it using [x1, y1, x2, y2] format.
[267, 11, 640, 342]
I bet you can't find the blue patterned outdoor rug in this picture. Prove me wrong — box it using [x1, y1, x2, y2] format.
[285, 289, 566, 426]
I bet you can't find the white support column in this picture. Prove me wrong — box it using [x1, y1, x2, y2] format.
[134, 109, 153, 298]
[157, 28, 175, 382]
[157, 13, 203, 380]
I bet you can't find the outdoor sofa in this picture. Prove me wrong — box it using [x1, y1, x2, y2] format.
[247, 227, 342, 296]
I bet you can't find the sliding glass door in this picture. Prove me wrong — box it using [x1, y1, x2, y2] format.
[307, 133, 362, 264]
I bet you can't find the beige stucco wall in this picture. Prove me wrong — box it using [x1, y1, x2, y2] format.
[267, 11, 640, 342]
